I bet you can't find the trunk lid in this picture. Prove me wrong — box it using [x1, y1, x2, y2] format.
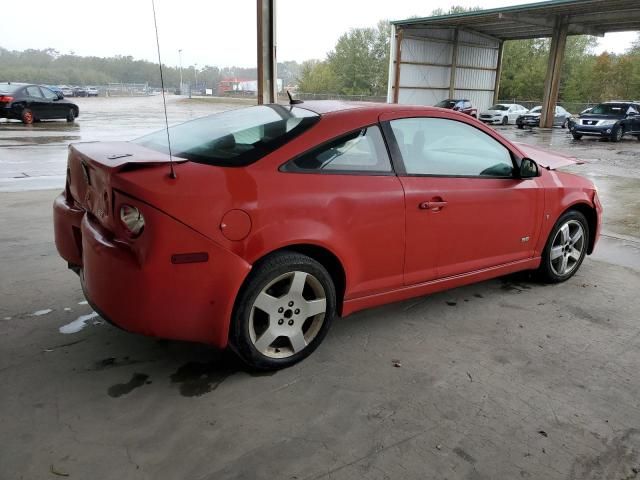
[513, 142, 582, 170]
[67, 141, 186, 229]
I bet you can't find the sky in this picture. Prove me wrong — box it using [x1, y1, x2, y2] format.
[1, 0, 637, 68]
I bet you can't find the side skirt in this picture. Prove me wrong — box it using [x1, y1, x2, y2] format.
[341, 257, 541, 317]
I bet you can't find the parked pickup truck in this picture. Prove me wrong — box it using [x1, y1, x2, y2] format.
[434, 99, 477, 118]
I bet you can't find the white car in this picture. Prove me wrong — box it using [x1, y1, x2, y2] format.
[479, 104, 528, 125]
[86, 86, 99, 97]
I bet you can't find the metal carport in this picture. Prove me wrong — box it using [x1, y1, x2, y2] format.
[388, 0, 640, 127]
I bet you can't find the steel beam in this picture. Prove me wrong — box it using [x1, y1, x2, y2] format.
[392, 28, 403, 103]
[449, 28, 459, 99]
[257, 0, 277, 104]
[540, 16, 569, 128]
[493, 41, 504, 105]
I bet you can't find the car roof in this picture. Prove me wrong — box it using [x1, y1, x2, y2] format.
[293, 100, 437, 116]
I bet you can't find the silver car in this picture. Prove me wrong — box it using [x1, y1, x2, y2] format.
[516, 106, 572, 129]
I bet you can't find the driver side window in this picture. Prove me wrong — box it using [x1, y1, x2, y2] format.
[390, 117, 514, 177]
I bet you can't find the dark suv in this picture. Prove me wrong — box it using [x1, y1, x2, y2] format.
[434, 99, 477, 118]
[569, 101, 640, 141]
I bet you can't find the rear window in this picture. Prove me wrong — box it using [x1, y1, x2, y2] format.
[0, 84, 22, 94]
[134, 105, 319, 167]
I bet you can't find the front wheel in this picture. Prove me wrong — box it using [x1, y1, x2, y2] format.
[517, 124, 524, 129]
[561, 119, 567, 129]
[230, 251, 336, 370]
[572, 133, 582, 140]
[66, 108, 76, 123]
[502, 116, 508, 126]
[611, 126, 623, 142]
[537, 210, 589, 283]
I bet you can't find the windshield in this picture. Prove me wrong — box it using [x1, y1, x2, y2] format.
[435, 100, 457, 108]
[134, 105, 319, 166]
[488, 105, 509, 111]
[590, 103, 629, 115]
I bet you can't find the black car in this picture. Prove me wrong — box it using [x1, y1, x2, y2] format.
[0, 83, 79, 124]
[569, 101, 640, 141]
[516, 105, 572, 129]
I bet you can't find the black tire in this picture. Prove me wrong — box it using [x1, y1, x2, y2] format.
[572, 133, 582, 140]
[230, 251, 336, 370]
[636, 135, 640, 141]
[610, 126, 623, 142]
[517, 124, 524, 129]
[66, 108, 76, 123]
[561, 119, 567, 129]
[502, 116, 508, 126]
[536, 210, 589, 284]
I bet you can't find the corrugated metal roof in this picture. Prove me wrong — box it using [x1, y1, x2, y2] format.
[392, 0, 640, 40]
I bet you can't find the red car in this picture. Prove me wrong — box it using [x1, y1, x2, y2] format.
[53, 101, 602, 370]
[434, 98, 478, 118]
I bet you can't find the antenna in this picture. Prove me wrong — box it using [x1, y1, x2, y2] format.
[286, 90, 304, 105]
[151, 0, 176, 179]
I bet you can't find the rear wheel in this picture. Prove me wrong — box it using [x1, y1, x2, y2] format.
[561, 119, 567, 129]
[502, 116, 508, 126]
[537, 210, 589, 283]
[230, 251, 336, 370]
[66, 108, 76, 123]
[517, 124, 524, 129]
[21, 109, 34, 125]
[572, 133, 582, 140]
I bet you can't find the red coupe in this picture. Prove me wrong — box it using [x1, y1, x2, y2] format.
[54, 101, 602, 369]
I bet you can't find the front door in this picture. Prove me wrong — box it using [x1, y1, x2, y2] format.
[383, 114, 542, 284]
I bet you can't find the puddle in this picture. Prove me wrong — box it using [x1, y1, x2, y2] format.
[169, 354, 274, 397]
[108, 373, 151, 398]
[59, 311, 100, 334]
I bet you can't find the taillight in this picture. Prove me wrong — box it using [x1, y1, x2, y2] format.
[120, 204, 145, 237]
[0, 95, 14, 103]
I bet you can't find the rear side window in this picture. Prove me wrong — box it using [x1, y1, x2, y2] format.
[134, 105, 319, 167]
[25, 86, 43, 98]
[284, 125, 392, 174]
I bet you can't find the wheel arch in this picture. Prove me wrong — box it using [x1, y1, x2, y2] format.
[242, 243, 347, 315]
[563, 202, 598, 254]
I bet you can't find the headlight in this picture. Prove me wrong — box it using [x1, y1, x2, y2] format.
[120, 204, 145, 237]
[599, 120, 617, 126]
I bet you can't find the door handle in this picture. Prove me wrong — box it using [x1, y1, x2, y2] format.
[419, 200, 448, 211]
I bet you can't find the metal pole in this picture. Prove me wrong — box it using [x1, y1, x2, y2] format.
[449, 28, 459, 99]
[541, 16, 568, 128]
[257, 0, 277, 104]
[493, 41, 504, 105]
[392, 27, 403, 104]
[178, 49, 183, 94]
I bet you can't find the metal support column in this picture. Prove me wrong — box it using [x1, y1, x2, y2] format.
[449, 28, 459, 99]
[540, 16, 568, 128]
[392, 28, 403, 104]
[257, 0, 277, 104]
[493, 41, 504, 105]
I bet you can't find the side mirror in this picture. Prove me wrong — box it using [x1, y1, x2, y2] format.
[55, 92, 64, 100]
[519, 158, 539, 179]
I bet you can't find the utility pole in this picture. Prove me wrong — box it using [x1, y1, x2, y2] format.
[178, 49, 183, 95]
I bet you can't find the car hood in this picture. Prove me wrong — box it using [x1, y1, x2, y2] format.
[522, 112, 541, 117]
[513, 143, 582, 170]
[579, 113, 624, 120]
[481, 110, 508, 115]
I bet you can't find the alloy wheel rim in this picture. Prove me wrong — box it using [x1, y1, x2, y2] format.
[249, 271, 327, 359]
[550, 220, 585, 276]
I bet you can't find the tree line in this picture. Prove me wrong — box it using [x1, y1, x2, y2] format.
[0, 47, 301, 91]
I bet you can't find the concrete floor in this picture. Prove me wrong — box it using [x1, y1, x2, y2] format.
[1, 99, 640, 479]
